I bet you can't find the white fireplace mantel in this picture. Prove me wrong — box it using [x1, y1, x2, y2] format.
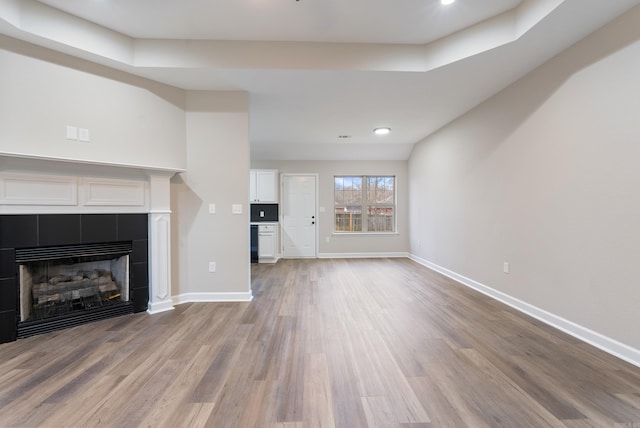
[0, 152, 185, 314]
[0, 152, 184, 184]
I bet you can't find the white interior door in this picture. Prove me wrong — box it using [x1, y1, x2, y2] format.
[282, 175, 317, 258]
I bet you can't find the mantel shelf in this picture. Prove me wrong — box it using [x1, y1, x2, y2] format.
[0, 152, 186, 176]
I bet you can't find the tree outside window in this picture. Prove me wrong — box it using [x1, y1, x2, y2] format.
[334, 176, 395, 233]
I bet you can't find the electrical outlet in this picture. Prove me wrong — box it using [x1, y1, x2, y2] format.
[208, 261, 216, 272]
[209, 204, 216, 214]
[503, 262, 510, 274]
[78, 128, 90, 142]
[66, 125, 78, 140]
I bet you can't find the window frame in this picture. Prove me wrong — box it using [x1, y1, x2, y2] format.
[333, 175, 397, 234]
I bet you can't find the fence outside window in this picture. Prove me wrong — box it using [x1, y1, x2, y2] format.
[334, 176, 395, 233]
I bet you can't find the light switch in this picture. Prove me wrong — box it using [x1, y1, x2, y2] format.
[232, 204, 243, 214]
[260, 211, 265, 217]
[209, 204, 216, 214]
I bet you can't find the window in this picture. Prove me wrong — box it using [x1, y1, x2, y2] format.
[334, 176, 395, 233]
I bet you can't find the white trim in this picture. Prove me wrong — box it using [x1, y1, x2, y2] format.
[0, 173, 78, 206]
[149, 214, 171, 302]
[1, 151, 185, 173]
[173, 291, 254, 304]
[319, 252, 409, 259]
[333, 174, 398, 234]
[147, 300, 175, 314]
[81, 177, 146, 207]
[409, 254, 640, 368]
[332, 232, 399, 237]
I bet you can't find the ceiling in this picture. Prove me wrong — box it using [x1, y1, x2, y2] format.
[1, 0, 639, 160]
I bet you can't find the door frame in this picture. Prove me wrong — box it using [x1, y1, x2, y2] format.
[280, 173, 319, 258]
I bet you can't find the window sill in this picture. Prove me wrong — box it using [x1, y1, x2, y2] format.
[332, 232, 399, 237]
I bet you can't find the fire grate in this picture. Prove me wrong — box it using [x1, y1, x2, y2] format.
[17, 304, 134, 338]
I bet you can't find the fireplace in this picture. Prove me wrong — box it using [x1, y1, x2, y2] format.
[16, 242, 134, 337]
[0, 214, 149, 342]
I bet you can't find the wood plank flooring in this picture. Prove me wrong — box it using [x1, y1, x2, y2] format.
[0, 258, 639, 427]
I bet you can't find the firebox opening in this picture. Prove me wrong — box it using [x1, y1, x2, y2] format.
[18, 253, 130, 323]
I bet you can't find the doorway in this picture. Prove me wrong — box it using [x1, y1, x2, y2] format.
[281, 174, 317, 258]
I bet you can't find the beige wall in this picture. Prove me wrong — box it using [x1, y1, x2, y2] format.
[0, 36, 186, 170]
[172, 92, 251, 298]
[408, 8, 640, 350]
[251, 160, 409, 256]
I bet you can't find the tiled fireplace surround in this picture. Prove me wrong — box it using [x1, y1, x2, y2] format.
[0, 155, 180, 344]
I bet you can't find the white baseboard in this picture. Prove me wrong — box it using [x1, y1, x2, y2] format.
[318, 252, 409, 259]
[409, 254, 640, 368]
[172, 291, 254, 305]
[146, 300, 175, 314]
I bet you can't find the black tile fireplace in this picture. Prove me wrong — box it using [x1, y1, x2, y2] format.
[0, 213, 149, 343]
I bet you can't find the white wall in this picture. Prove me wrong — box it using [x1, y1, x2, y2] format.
[172, 92, 251, 300]
[251, 160, 409, 257]
[0, 36, 186, 170]
[409, 8, 640, 353]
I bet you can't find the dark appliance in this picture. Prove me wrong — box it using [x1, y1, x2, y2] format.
[250, 203, 279, 223]
[250, 224, 258, 263]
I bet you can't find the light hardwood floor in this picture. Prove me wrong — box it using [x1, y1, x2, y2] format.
[0, 258, 639, 427]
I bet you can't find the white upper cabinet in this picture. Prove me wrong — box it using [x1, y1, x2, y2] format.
[250, 169, 278, 203]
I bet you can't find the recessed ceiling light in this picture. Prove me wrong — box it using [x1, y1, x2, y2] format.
[441, 0, 455, 5]
[374, 127, 391, 135]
